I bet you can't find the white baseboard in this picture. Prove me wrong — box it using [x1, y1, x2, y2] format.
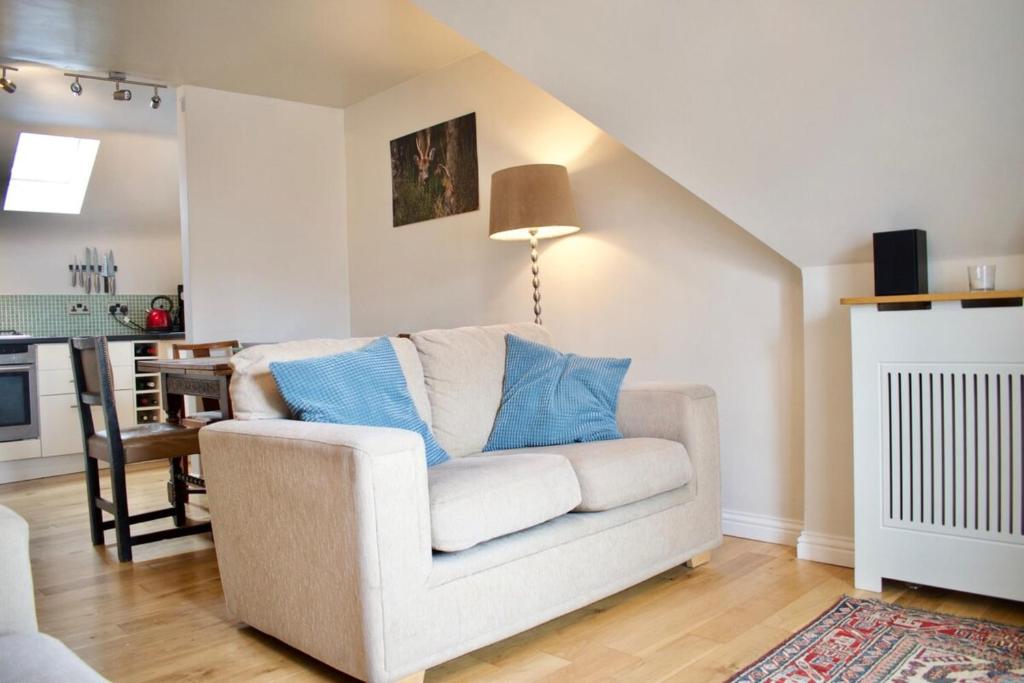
[0, 452, 105, 485]
[721, 509, 802, 546]
[796, 531, 855, 568]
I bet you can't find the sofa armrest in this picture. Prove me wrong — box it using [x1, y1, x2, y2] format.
[0, 504, 38, 634]
[198, 419, 432, 680]
[617, 383, 721, 507]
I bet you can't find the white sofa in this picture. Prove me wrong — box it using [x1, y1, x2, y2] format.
[0, 505, 107, 682]
[200, 323, 721, 682]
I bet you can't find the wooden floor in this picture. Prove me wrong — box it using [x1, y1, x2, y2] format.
[2, 463, 1022, 682]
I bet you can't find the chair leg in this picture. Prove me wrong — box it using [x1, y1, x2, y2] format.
[171, 457, 187, 528]
[108, 459, 133, 562]
[84, 456, 104, 546]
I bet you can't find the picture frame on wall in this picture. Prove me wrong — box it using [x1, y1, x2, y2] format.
[390, 112, 479, 227]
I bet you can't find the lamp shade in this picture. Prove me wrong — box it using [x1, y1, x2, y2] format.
[489, 164, 580, 241]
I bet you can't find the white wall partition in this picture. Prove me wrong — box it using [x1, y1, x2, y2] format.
[851, 302, 1024, 600]
[177, 86, 349, 343]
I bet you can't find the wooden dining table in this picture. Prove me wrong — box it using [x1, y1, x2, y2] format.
[135, 356, 234, 502]
[136, 355, 234, 425]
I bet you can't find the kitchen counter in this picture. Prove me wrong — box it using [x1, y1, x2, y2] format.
[16, 332, 186, 344]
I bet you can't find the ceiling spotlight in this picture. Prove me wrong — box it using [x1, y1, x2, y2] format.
[149, 87, 161, 109]
[112, 81, 131, 101]
[0, 65, 17, 94]
[70, 77, 82, 96]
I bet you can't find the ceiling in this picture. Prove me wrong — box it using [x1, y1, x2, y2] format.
[0, 0, 479, 109]
[415, 0, 1024, 266]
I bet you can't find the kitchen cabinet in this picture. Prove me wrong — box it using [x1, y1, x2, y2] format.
[38, 391, 135, 457]
[36, 341, 137, 458]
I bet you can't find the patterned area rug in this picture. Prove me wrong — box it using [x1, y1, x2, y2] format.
[729, 596, 1024, 682]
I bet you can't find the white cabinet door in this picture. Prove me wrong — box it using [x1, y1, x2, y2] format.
[37, 343, 71, 370]
[39, 394, 86, 457]
[108, 342, 133, 367]
[37, 368, 77, 396]
[40, 390, 137, 457]
[37, 366, 131, 395]
[115, 389, 136, 429]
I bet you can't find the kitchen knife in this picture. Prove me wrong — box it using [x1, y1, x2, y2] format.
[92, 248, 100, 292]
[109, 250, 116, 295]
[85, 248, 92, 294]
[72, 256, 79, 287]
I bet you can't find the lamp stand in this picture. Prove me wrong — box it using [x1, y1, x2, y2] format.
[529, 229, 542, 325]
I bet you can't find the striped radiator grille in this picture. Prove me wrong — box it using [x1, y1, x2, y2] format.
[880, 364, 1024, 544]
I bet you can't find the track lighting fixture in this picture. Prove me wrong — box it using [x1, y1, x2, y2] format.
[63, 70, 167, 110]
[0, 65, 17, 94]
[112, 81, 132, 101]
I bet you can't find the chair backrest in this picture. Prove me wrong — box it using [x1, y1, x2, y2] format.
[69, 336, 123, 457]
[172, 340, 238, 360]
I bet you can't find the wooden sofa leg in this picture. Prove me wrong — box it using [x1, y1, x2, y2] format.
[397, 672, 425, 683]
[685, 551, 711, 568]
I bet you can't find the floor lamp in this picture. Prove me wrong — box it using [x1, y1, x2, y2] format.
[489, 164, 580, 325]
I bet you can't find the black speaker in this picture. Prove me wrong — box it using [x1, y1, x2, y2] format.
[873, 229, 929, 310]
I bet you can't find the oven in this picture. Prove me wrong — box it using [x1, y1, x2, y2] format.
[0, 343, 38, 442]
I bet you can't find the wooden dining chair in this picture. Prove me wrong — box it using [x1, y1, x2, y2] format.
[70, 337, 211, 562]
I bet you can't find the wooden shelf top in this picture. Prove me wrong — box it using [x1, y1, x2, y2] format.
[840, 290, 1024, 305]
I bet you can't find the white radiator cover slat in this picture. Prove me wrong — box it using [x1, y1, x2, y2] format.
[879, 364, 1023, 545]
[851, 304, 1024, 600]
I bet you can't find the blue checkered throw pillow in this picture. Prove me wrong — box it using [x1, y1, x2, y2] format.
[269, 337, 449, 467]
[483, 334, 631, 451]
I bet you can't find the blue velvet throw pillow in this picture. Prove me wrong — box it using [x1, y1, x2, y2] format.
[483, 334, 631, 452]
[269, 337, 449, 467]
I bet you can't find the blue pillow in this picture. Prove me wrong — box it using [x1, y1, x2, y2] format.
[484, 334, 631, 452]
[269, 337, 449, 467]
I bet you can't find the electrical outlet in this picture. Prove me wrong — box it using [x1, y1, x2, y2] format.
[108, 303, 128, 315]
[68, 302, 90, 316]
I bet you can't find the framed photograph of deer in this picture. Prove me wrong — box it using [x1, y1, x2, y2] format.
[390, 112, 479, 227]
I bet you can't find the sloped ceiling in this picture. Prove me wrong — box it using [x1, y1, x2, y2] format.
[415, 0, 1024, 266]
[0, 0, 478, 108]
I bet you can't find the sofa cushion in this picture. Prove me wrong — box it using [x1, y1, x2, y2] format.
[269, 338, 449, 467]
[0, 632, 107, 682]
[410, 323, 553, 457]
[482, 438, 692, 512]
[230, 337, 431, 425]
[427, 453, 581, 551]
[484, 334, 631, 451]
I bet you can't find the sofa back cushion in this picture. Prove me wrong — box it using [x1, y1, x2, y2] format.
[230, 337, 432, 424]
[410, 323, 552, 457]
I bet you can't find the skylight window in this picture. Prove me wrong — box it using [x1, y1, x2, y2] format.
[3, 133, 100, 214]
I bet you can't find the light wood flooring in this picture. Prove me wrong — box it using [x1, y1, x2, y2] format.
[2, 462, 1021, 682]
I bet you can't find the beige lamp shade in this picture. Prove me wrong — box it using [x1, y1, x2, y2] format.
[489, 164, 581, 241]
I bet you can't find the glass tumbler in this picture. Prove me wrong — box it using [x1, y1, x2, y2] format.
[967, 265, 996, 291]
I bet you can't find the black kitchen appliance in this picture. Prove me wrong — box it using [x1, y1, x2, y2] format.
[0, 336, 39, 442]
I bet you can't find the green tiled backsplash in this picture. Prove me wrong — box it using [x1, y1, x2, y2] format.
[0, 294, 178, 337]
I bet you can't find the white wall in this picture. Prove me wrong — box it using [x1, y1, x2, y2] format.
[799, 254, 1024, 565]
[0, 121, 181, 294]
[177, 86, 349, 342]
[345, 53, 805, 533]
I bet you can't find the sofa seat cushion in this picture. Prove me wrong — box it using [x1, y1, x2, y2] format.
[0, 632, 107, 683]
[428, 453, 581, 552]
[482, 438, 692, 512]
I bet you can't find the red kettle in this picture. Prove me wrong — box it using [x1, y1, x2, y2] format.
[145, 296, 174, 332]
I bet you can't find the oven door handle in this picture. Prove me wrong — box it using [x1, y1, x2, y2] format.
[0, 365, 34, 372]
